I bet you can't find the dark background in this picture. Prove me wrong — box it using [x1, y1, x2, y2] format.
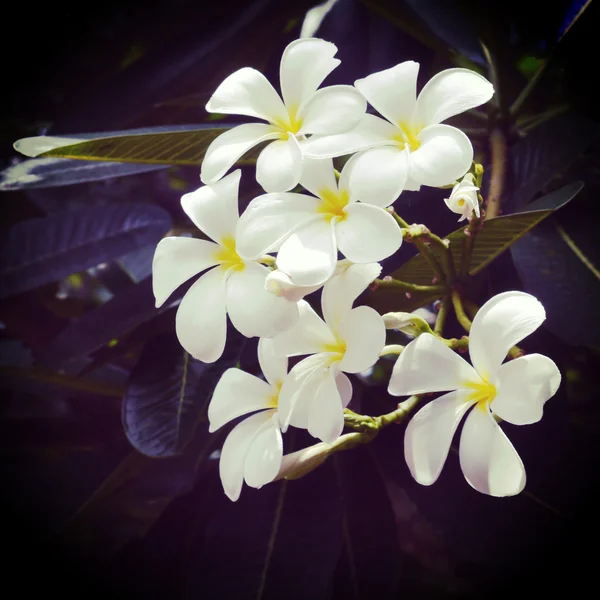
[1, 0, 599, 598]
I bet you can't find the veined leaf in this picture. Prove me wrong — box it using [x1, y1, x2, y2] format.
[0, 203, 171, 300]
[366, 182, 582, 314]
[0, 157, 169, 191]
[16, 124, 261, 166]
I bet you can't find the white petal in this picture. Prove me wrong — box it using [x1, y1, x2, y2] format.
[272, 300, 336, 357]
[244, 411, 283, 488]
[175, 267, 227, 363]
[336, 372, 353, 407]
[321, 262, 382, 331]
[226, 262, 299, 338]
[219, 410, 273, 501]
[200, 124, 280, 184]
[280, 38, 340, 109]
[409, 124, 473, 187]
[345, 146, 409, 207]
[335, 203, 402, 263]
[414, 68, 494, 126]
[276, 218, 338, 286]
[256, 135, 303, 193]
[338, 306, 385, 373]
[206, 67, 288, 123]
[308, 368, 344, 443]
[152, 237, 219, 307]
[404, 389, 475, 486]
[469, 291, 546, 381]
[304, 114, 398, 159]
[236, 192, 321, 260]
[388, 333, 480, 396]
[491, 354, 561, 425]
[278, 354, 332, 430]
[459, 405, 526, 497]
[209, 368, 275, 432]
[265, 269, 322, 303]
[299, 157, 338, 199]
[354, 61, 419, 126]
[298, 85, 366, 136]
[181, 170, 241, 244]
[258, 337, 289, 389]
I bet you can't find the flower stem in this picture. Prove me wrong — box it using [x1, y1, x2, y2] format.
[484, 127, 507, 220]
[451, 290, 472, 333]
[380, 344, 404, 356]
[459, 164, 485, 278]
[374, 278, 447, 294]
[344, 395, 422, 433]
[434, 296, 450, 335]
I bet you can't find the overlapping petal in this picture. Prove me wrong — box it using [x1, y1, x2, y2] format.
[298, 85, 366, 135]
[336, 203, 402, 263]
[469, 291, 546, 381]
[308, 369, 344, 443]
[243, 412, 283, 488]
[414, 68, 494, 126]
[409, 124, 473, 187]
[389, 333, 480, 396]
[175, 267, 227, 363]
[354, 61, 419, 126]
[276, 218, 338, 286]
[491, 354, 561, 425]
[346, 146, 409, 207]
[321, 261, 381, 331]
[200, 124, 280, 184]
[404, 389, 475, 486]
[336, 372, 353, 407]
[459, 405, 526, 497]
[219, 409, 274, 501]
[236, 192, 320, 260]
[152, 237, 219, 307]
[280, 38, 340, 109]
[258, 337, 288, 389]
[206, 67, 288, 123]
[226, 262, 298, 338]
[209, 368, 274, 432]
[181, 170, 241, 243]
[304, 114, 398, 158]
[338, 306, 385, 373]
[299, 157, 338, 200]
[273, 300, 337, 357]
[256, 135, 303, 193]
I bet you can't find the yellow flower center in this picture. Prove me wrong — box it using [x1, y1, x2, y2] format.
[321, 339, 347, 364]
[267, 381, 283, 408]
[457, 198, 466, 207]
[393, 122, 421, 152]
[464, 379, 497, 412]
[273, 105, 303, 137]
[213, 235, 245, 272]
[317, 188, 350, 222]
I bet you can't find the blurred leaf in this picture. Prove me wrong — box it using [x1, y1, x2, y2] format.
[557, 0, 592, 41]
[17, 125, 256, 166]
[36, 277, 163, 370]
[0, 203, 171, 299]
[0, 157, 169, 191]
[123, 333, 225, 458]
[511, 216, 600, 346]
[366, 183, 581, 314]
[331, 446, 402, 600]
[507, 112, 599, 210]
[58, 426, 218, 558]
[184, 431, 343, 600]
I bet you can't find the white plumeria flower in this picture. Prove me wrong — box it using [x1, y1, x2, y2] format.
[305, 61, 494, 206]
[388, 291, 561, 497]
[208, 339, 286, 501]
[273, 263, 385, 443]
[444, 173, 480, 221]
[235, 156, 402, 286]
[200, 37, 366, 193]
[152, 170, 299, 363]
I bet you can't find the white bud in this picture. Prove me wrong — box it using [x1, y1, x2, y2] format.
[444, 173, 480, 222]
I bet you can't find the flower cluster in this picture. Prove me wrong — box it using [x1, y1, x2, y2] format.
[152, 37, 561, 501]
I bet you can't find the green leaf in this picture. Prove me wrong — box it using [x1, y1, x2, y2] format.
[366, 183, 582, 314]
[22, 125, 261, 166]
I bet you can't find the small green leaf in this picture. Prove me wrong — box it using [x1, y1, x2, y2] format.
[30, 126, 261, 166]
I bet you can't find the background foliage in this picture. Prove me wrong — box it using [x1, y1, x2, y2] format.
[1, 0, 599, 598]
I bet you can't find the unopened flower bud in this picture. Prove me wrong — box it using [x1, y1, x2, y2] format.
[382, 312, 433, 336]
[274, 442, 333, 481]
[444, 173, 480, 222]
